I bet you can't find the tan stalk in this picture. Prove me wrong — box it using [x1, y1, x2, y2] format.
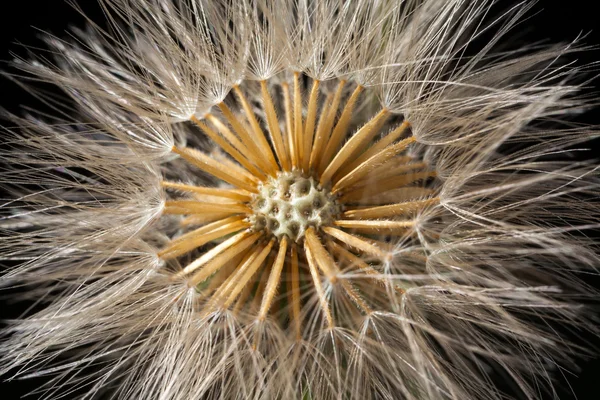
[402, 251, 429, 263]
[305, 231, 371, 314]
[305, 245, 334, 329]
[258, 236, 288, 320]
[332, 136, 417, 193]
[159, 218, 249, 259]
[304, 227, 338, 283]
[195, 115, 248, 156]
[216, 102, 274, 173]
[290, 244, 302, 340]
[343, 187, 437, 206]
[200, 252, 248, 299]
[222, 239, 276, 308]
[322, 226, 388, 259]
[339, 170, 436, 202]
[334, 219, 414, 234]
[171, 146, 259, 193]
[180, 213, 232, 226]
[328, 240, 405, 294]
[320, 108, 390, 186]
[233, 278, 255, 314]
[308, 94, 332, 170]
[251, 255, 273, 312]
[282, 82, 297, 167]
[293, 72, 304, 167]
[204, 244, 263, 312]
[318, 85, 364, 174]
[210, 149, 261, 185]
[191, 116, 266, 180]
[260, 80, 291, 170]
[177, 230, 258, 282]
[301, 79, 320, 172]
[327, 240, 380, 277]
[339, 120, 411, 175]
[163, 200, 250, 215]
[309, 80, 346, 169]
[161, 181, 252, 202]
[232, 85, 279, 175]
[350, 162, 427, 190]
[340, 279, 372, 315]
[343, 197, 440, 219]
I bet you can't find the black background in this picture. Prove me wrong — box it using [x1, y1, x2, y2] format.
[0, 1, 598, 399]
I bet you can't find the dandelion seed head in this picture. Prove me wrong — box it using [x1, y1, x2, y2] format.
[1, 0, 599, 399]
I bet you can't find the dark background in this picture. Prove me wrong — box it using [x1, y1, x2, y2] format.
[0, 0, 598, 399]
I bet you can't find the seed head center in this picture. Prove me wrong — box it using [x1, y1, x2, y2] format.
[250, 171, 340, 243]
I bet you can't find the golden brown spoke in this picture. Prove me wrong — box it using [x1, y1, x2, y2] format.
[337, 156, 414, 190]
[251, 256, 273, 312]
[282, 82, 296, 167]
[340, 120, 411, 176]
[304, 227, 338, 283]
[327, 240, 379, 277]
[161, 181, 253, 202]
[202, 115, 248, 155]
[343, 197, 440, 219]
[204, 243, 263, 311]
[304, 233, 371, 314]
[234, 278, 255, 314]
[232, 85, 279, 175]
[328, 240, 405, 294]
[177, 230, 259, 283]
[332, 136, 416, 193]
[293, 72, 304, 167]
[158, 219, 249, 260]
[258, 236, 288, 320]
[308, 93, 333, 170]
[318, 85, 363, 174]
[305, 245, 334, 329]
[180, 213, 233, 226]
[200, 252, 248, 299]
[320, 108, 390, 186]
[344, 187, 437, 206]
[163, 200, 250, 215]
[158, 221, 250, 260]
[184, 196, 235, 205]
[290, 244, 302, 340]
[216, 103, 273, 173]
[322, 226, 389, 259]
[222, 239, 275, 308]
[261, 80, 291, 171]
[191, 116, 266, 180]
[339, 170, 436, 203]
[352, 162, 427, 189]
[339, 279, 372, 315]
[172, 146, 259, 193]
[334, 219, 415, 235]
[188, 238, 261, 289]
[206, 120, 271, 182]
[301, 79, 320, 172]
[309, 80, 346, 169]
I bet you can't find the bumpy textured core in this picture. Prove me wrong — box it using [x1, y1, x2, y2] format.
[250, 171, 340, 242]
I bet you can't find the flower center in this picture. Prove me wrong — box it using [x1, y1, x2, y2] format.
[250, 171, 340, 243]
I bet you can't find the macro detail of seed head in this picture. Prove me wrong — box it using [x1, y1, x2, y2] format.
[1, 1, 599, 399]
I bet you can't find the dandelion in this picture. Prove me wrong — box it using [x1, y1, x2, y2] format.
[1, 0, 599, 399]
